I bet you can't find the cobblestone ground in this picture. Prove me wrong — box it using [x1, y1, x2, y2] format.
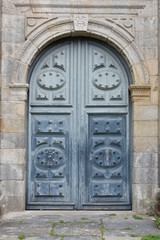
[0, 211, 160, 240]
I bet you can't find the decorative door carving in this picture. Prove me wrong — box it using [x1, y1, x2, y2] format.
[27, 38, 131, 210]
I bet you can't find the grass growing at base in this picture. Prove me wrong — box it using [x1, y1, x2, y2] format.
[18, 234, 25, 239]
[133, 214, 143, 220]
[109, 213, 116, 216]
[130, 234, 141, 237]
[123, 226, 133, 230]
[141, 235, 160, 240]
[156, 217, 160, 229]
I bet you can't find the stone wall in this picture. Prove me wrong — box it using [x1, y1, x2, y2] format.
[0, 0, 159, 214]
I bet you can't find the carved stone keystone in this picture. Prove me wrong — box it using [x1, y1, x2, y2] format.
[73, 15, 88, 31]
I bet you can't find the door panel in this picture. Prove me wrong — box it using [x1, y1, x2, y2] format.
[27, 38, 131, 210]
[83, 114, 129, 209]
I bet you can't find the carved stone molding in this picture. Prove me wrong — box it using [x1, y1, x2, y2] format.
[11, 18, 150, 88]
[73, 15, 88, 31]
[129, 85, 151, 103]
[9, 84, 29, 101]
[109, 17, 135, 37]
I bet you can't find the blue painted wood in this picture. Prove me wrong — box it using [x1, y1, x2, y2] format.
[27, 38, 131, 210]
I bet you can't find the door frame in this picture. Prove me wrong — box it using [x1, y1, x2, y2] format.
[26, 37, 133, 210]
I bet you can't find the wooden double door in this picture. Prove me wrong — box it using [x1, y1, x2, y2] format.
[27, 38, 131, 210]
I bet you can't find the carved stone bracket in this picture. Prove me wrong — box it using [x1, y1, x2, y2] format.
[9, 84, 29, 101]
[73, 15, 88, 31]
[129, 85, 151, 103]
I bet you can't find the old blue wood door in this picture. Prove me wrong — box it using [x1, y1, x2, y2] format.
[27, 38, 131, 210]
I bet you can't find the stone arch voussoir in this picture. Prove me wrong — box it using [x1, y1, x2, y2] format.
[11, 17, 150, 86]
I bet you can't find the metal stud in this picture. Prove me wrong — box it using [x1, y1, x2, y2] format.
[61, 52, 64, 55]
[59, 184, 62, 187]
[56, 74, 59, 77]
[95, 52, 98, 55]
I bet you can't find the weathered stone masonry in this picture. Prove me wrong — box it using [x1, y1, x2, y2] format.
[0, 0, 159, 214]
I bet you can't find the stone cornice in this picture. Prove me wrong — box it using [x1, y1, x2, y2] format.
[9, 83, 29, 89]
[129, 85, 151, 102]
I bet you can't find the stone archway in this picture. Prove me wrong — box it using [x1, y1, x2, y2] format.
[8, 17, 151, 212]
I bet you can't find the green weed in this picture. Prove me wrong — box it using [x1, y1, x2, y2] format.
[133, 214, 143, 220]
[18, 234, 25, 239]
[123, 226, 133, 230]
[141, 235, 160, 240]
[156, 217, 160, 229]
[130, 234, 141, 237]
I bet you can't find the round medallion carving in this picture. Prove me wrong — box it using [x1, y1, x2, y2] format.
[93, 147, 121, 168]
[93, 71, 121, 90]
[35, 147, 65, 170]
[37, 71, 65, 90]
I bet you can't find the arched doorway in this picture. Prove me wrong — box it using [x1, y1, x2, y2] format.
[26, 37, 132, 210]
